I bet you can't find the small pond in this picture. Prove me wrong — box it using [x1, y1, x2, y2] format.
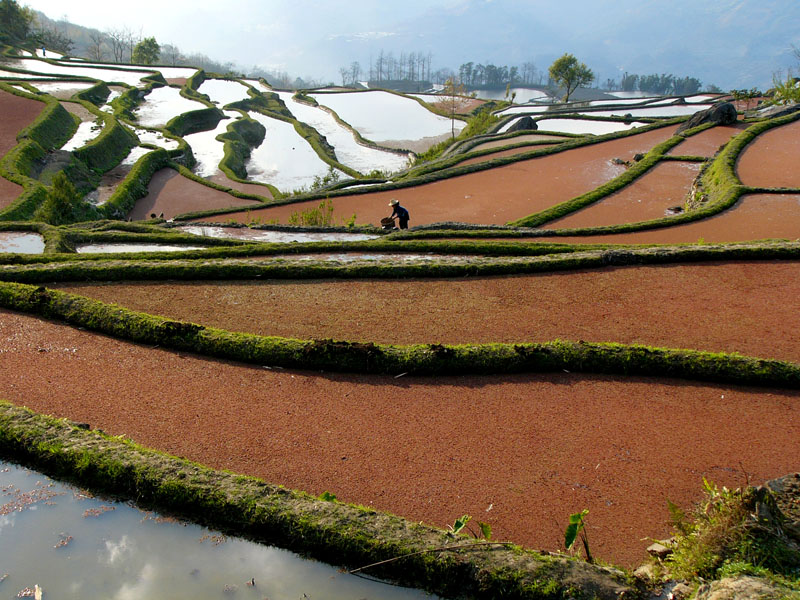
[0, 232, 45, 253]
[178, 225, 381, 243]
[0, 460, 435, 599]
[76, 243, 205, 254]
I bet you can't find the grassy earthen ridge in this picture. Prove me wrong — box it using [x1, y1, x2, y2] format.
[510, 135, 686, 227]
[0, 401, 634, 600]
[72, 104, 139, 173]
[216, 110, 268, 182]
[164, 105, 225, 137]
[531, 111, 800, 237]
[100, 148, 171, 219]
[1, 280, 799, 387]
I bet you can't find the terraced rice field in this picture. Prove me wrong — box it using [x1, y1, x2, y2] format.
[1, 59, 799, 576]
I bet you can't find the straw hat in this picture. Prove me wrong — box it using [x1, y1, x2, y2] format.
[388, 199, 399, 206]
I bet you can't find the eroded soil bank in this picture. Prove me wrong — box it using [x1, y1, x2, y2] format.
[0, 310, 796, 567]
[52, 261, 800, 363]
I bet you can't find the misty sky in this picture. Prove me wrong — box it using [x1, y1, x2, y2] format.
[22, 0, 800, 88]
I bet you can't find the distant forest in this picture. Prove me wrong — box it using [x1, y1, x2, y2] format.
[341, 49, 711, 95]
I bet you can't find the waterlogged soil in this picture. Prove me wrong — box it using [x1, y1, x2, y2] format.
[736, 119, 800, 188]
[52, 261, 800, 363]
[666, 123, 748, 157]
[538, 193, 800, 244]
[467, 134, 570, 153]
[0, 310, 797, 568]
[197, 125, 677, 227]
[544, 161, 701, 229]
[457, 143, 562, 167]
[129, 168, 264, 220]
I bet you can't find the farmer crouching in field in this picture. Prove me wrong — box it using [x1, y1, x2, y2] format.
[388, 199, 409, 229]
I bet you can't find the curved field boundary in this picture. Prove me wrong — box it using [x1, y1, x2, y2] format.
[291, 90, 415, 162]
[100, 148, 172, 219]
[0, 279, 799, 387]
[173, 120, 683, 223]
[510, 135, 685, 227]
[515, 111, 800, 238]
[0, 401, 632, 600]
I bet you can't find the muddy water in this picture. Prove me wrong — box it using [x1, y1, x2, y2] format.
[0, 232, 44, 253]
[667, 123, 748, 157]
[178, 225, 380, 242]
[544, 161, 701, 229]
[736, 119, 800, 188]
[0, 461, 435, 600]
[76, 243, 205, 253]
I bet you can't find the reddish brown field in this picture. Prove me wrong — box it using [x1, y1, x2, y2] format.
[129, 168, 264, 220]
[0, 89, 43, 209]
[0, 88, 43, 156]
[195, 126, 677, 226]
[458, 143, 562, 167]
[533, 193, 800, 244]
[468, 134, 569, 153]
[667, 123, 748, 157]
[1, 309, 796, 567]
[52, 261, 800, 363]
[736, 119, 800, 188]
[545, 161, 700, 229]
[208, 172, 273, 199]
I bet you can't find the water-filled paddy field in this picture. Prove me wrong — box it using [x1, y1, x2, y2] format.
[0, 461, 432, 600]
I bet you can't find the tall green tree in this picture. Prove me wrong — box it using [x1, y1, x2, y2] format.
[0, 0, 34, 45]
[548, 53, 594, 102]
[131, 36, 160, 65]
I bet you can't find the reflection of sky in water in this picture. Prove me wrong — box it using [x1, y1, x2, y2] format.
[179, 225, 380, 242]
[0, 461, 435, 600]
[0, 232, 45, 253]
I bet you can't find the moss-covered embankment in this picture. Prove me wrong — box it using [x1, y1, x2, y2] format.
[0, 279, 798, 388]
[0, 401, 635, 600]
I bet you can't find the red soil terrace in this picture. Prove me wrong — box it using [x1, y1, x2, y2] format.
[0, 310, 797, 568]
[52, 261, 800, 364]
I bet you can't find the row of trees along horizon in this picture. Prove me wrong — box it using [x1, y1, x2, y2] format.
[341, 51, 713, 95]
[2, 0, 713, 96]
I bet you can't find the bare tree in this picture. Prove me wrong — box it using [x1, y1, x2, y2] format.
[87, 30, 106, 61]
[161, 43, 183, 66]
[106, 28, 126, 63]
[349, 61, 361, 85]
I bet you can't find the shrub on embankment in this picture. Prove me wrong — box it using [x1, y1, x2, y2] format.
[0, 279, 799, 388]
